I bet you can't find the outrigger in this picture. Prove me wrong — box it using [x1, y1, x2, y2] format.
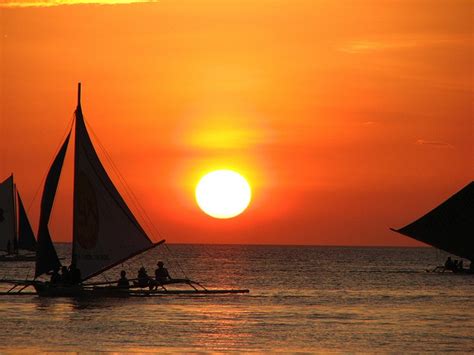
[2, 274, 250, 297]
[33, 278, 249, 297]
[1, 84, 249, 297]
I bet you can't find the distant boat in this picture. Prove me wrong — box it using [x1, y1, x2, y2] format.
[0, 175, 37, 262]
[25, 83, 248, 297]
[391, 181, 474, 273]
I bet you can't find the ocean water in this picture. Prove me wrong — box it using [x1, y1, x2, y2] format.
[1, 244, 473, 353]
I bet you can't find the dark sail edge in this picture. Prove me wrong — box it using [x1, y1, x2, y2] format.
[17, 191, 37, 252]
[72, 85, 154, 281]
[393, 181, 474, 261]
[35, 132, 71, 278]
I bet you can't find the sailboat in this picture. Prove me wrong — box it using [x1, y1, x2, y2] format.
[28, 83, 248, 296]
[391, 181, 474, 273]
[0, 175, 37, 261]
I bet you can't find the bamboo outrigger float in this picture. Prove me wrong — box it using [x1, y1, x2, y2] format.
[1, 84, 249, 297]
[1, 276, 249, 297]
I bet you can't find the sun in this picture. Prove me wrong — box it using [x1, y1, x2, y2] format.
[195, 169, 252, 219]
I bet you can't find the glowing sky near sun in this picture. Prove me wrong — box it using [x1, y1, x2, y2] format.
[0, 0, 472, 245]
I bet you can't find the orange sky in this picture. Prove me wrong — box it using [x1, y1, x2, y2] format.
[1, 0, 472, 245]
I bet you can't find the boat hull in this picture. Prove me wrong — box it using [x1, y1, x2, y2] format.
[33, 282, 249, 297]
[33, 283, 90, 297]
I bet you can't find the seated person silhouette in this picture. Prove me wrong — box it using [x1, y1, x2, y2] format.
[50, 267, 61, 284]
[135, 266, 151, 288]
[149, 261, 174, 290]
[60, 266, 71, 285]
[155, 261, 171, 286]
[69, 263, 82, 284]
[117, 270, 130, 289]
[444, 257, 454, 271]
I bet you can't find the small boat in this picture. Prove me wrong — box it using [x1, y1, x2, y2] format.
[23, 83, 249, 297]
[30, 278, 249, 297]
[0, 175, 37, 262]
[391, 181, 474, 273]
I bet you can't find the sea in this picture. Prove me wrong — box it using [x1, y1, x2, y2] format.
[1, 244, 473, 353]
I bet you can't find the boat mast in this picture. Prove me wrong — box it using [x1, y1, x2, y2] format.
[72, 81, 80, 266]
[12, 178, 18, 252]
[77, 82, 81, 107]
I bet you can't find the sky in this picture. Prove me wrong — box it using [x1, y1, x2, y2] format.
[0, 0, 472, 245]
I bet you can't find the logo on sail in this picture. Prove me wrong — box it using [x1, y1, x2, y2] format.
[75, 171, 99, 249]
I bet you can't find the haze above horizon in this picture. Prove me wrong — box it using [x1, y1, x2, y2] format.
[1, 0, 472, 246]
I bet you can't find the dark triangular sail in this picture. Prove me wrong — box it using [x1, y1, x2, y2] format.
[0, 175, 15, 252]
[72, 85, 155, 281]
[35, 132, 71, 278]
[392, 181, 474, 261]
[17, 191, 37, 252]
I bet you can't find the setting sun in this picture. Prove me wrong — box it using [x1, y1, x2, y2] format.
[195, 170, 252, 219]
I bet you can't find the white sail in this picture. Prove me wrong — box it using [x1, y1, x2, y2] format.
[0, 175, 16, 252]
[72, 91, 155, 281]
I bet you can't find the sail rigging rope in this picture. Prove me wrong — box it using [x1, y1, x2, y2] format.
[79, 116, 195, 281]
[84, 119, 190, 279]
[164, 243, 189, 280]
[85, 120, 161, 241]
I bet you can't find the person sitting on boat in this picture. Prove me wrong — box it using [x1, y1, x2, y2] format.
[50, 267, 61, 284]
[117, 270, 130, 289]
[60, 266, 71, 284]
[154, 261, 171, 287]
[135, 266, 151, 288]
[69, 263, 82, 284]
[444, 257, 454, 271]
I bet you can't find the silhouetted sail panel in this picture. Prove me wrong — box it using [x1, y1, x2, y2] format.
[35, 133, 71, 278]
[72, 103, 154, 281]
[17, 191, 37, 252]
[0, 175, 15, 252]
[392, 182, 474, 261]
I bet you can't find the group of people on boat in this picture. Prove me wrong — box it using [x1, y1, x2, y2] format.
[47, 261, 172, 289]
[444, 257, 474, 273]
[50, 263, 82, 285]
[116, 261, 172, 290]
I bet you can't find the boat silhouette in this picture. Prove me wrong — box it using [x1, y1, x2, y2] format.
[0, 175, 37, 261]
[391, 181, 473, 273]
[2, 84, 249, 296]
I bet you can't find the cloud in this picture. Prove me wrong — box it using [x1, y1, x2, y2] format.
[416, 139, 454, 148]
[0, 0, 158, 7]
[339, 35, 471, 54]
[339, 40, 415, 54]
